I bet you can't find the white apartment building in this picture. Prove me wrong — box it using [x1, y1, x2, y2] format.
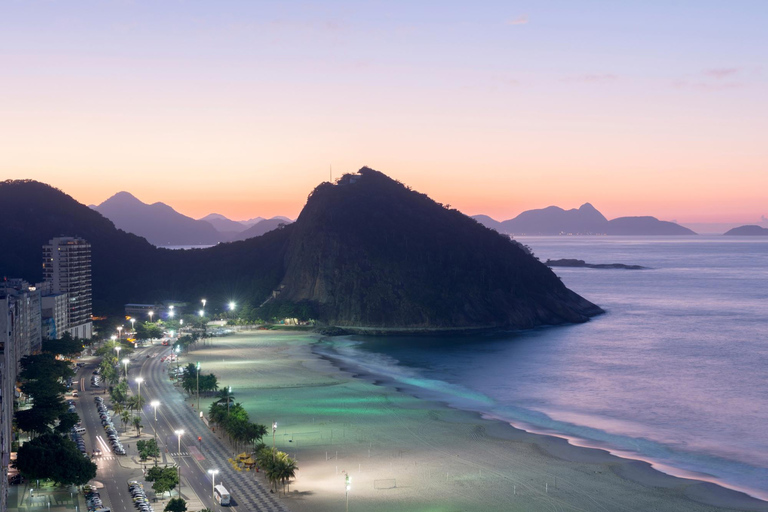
[43, 237, 92, 339]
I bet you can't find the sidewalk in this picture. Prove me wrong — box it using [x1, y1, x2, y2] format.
[8, 481, 84, 512]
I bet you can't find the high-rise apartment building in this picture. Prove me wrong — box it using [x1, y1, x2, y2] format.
[1, 281, 36, 509]
[43, 237, 93, 339]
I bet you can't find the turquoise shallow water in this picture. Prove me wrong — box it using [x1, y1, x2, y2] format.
[321, 236, 768, 499]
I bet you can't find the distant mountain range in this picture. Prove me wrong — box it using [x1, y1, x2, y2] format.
[723, 225, 768, 236]
[93, 192, 292, 246]
[473, 203, 696, 235]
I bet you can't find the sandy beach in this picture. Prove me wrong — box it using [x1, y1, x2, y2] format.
[182, 330, 767, 512]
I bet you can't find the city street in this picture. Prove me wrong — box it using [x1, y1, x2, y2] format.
[125, 343, 286, 512]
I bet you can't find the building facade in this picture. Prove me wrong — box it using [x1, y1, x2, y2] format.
[43, 237, 92, 339]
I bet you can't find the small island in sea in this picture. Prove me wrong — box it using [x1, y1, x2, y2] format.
[723, 225, 768, 236]
[546, 258, 649, 269]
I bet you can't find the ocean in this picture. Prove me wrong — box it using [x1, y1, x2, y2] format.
[317, 236, 768, 500]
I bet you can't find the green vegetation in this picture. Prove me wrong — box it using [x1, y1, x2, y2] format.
[255, 446, 298, 495]
[180, 363, 218, 395]
[135, 320, 164, 340]
[14, 432, 97, 485]
[146, 465, 179, 498]
[164, 498, 188, 512]
[207, 387, 267, 452]
[111, 381, 130, 405]
[132, 416, 143, 436]
[42, 332, 83, 357]
[16, 353, 74, 435]
[137, 438, 160, 462]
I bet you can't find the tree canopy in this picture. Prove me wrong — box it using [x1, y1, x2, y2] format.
[146, 466, 179, 497]
[41, 332, 83, 356]
[14, 433, 96, 485]
[164, 498, 187, 512]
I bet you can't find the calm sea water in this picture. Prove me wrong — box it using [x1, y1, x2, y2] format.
[319, 236, 768, 499]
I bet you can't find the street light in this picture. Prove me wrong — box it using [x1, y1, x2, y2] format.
[175, 429, 184, 498]
[198, 309, 204, 318]
[130, 318, 136, 331]
[150, 400, 160, 465]
[122, 358, 130, 380]
[115, 345, 121, 361]
[148, 310, 154, 322]
[207, 469, 219, 503]
[228, 301, 236, 311]
[272, 421, 277, 462]
[169, 309, 175, 319]
[345, 474, 351, 512]
[136, 377, 144, 419]
[116, 325, 123, 339]
[201, 299, 206, 308]
[196, 362, 201, 411]
[227, 386, 232, 414]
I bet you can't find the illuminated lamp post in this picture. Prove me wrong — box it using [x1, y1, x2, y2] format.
[151, 400, 160, 464]
[196, 361, 201, 411]
[122, 358, 130, 380]
[136, 377, 144, 419]
[345, 474, 351, 512]
[207, 469, 219, 503]
[175, 429, 185, 497]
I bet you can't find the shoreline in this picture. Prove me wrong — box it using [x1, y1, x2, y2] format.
[315, 338, 768, 509]
[188, 331, 767, 512]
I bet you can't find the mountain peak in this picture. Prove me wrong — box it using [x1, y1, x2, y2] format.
[101, 191, 144, 206]
[277, 167, 602, 330]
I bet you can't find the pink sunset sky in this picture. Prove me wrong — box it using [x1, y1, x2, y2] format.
[2, 1, 766, 226]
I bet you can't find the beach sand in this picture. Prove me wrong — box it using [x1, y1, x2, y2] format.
[183, 330, 767, 512]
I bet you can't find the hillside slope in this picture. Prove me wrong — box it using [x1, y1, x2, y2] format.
[277, 168, 603, 331]
[0, 180, 288, 314]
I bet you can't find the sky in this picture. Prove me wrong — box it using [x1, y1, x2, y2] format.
[2, 1, 767, 224]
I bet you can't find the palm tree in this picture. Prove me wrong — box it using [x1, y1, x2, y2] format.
[120, 410, 131, 432]
[274, 452, 298, 495]
[132, 416, 143, 436]
[113, 402, 124, 416]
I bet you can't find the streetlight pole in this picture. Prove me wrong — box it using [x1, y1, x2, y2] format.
[122, 358, 130, 380]
[130, 317, 136, 333]
[151, 401, 160, 465]
[115, 345, 121, 366]
[149, 310, 154, 323]
[227, 386, 232, 414]
[196, 362, 200, 411]
[345, 474, 351, 512]
[175, 429, 184, 498]
[136, 377, 144, 420]
[117, 325, 123, 340]
[272, 421, 277, 461]
[207, 469, 219, 504]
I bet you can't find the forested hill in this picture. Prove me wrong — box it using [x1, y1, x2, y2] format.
[276, 168, 603, 330]
[1, 173, 602, 331]
[0, 180, 289, 315]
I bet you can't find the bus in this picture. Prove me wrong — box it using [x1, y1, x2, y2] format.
[214, 484, 231, 506]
